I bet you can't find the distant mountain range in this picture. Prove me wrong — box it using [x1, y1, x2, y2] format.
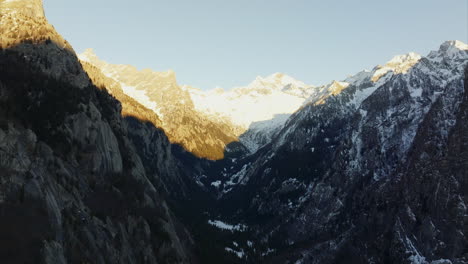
[79, 49, 320, 158]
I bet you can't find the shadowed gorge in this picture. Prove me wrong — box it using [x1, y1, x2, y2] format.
[0, 42, 200, 263]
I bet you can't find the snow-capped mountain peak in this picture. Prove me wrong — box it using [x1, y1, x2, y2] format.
[186, 73, 317, 153]
[300, 41, 468, 132]
[259, 72, 309, 88]
[428, 40, 468, 62]
[440, 40, 468, 51]
[371, 52, 421, 82]
[245, 73, 313, 97]
[340, 52, 423, 89]
[385, 52, 422, 71]
[189, 73, 315, 128]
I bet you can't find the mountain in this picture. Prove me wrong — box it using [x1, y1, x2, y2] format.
[186, 73, 316, 153]
[79, 49, 244, 160]
[0, 1, 198, 263]
[210, 40, 468, 263]
[2, 0, 467, 263]
[187, 73, 314, 130]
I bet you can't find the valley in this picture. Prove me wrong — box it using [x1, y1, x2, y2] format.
[0, 1, 467, 263]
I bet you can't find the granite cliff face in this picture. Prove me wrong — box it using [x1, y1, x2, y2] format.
[0, 1, 196, 263]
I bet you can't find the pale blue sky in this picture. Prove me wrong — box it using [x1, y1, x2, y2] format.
[44, 0, 467, 90]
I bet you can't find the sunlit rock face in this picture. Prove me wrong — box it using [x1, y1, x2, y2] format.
[0, 0, 51, 46]
[80, 49, 242, 160]
[0, 0, 45, 19]
[0, 0, 88, 87]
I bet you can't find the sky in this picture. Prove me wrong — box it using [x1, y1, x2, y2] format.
[44, 0, 467, 90]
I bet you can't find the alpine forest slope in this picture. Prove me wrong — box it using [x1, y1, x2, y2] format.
[0, 0, 200, 263]
[210, 41, 468, 263]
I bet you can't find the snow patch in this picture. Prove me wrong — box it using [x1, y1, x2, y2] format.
[411, 87, 423, 98]
[430, 259, 452, 264]
[225, 247, 245, 258]
[211, 181, 221, 188]
[121, 85, 164, 118]
[225, 163, 250, 187]
[261, 248, 276, 256]
[208, 220, 248, 232]
[405, 236, 427, 264]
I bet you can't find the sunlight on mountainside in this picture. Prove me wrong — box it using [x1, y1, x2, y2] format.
[0, 0, 72, 49]
[312, 52, 425, 107]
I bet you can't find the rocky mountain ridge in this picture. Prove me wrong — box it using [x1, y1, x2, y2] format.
[81, 44, 457, 159]
[206, 40, 468, 263]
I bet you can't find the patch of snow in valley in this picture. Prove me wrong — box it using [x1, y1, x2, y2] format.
[430, 260, 453, 264]
[261, 248, 276, 257]
[406, 236, 427, 264]
[208, 220, 248, 232]
[211, 180, 221, 188]
[225, 163, 250, 187]
[225, 247, 245, 258]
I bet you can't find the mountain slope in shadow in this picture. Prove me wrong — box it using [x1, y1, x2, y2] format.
[210, 42, 468, 263]
[0, 0, 205, 262]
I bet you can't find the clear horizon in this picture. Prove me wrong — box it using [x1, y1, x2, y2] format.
[44, 0, 467, 90]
